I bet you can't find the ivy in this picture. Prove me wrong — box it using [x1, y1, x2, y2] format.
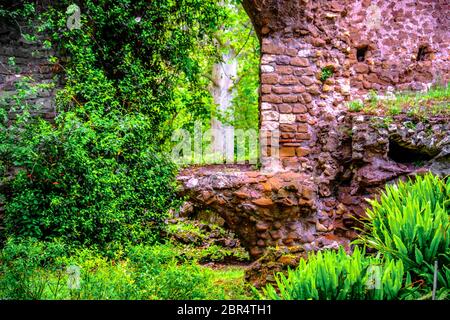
[1, 0, 226, 250]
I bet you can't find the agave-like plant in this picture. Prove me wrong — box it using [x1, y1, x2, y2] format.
[357, 174, 450, 287]
[262, 247, 405, 300]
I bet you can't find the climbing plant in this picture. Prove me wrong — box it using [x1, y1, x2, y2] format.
[0, 0, 226, 249]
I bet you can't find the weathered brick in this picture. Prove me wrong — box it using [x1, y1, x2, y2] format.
[299, 93, 313, 104]
[296, 133, 311, 140]
[299, 76, 315, 86]
[280, 147, 296, 157]
[252, 197, 274, 207]
[262, 111, 279, 121]
[285, 48, 298, 56]
[276, 65, 293, 74]
[261, 85, 272, 94]
[296, 147, 311, 157]
[279, 114, 296, 123]
[262, 40, 285, 55]
[273, 86, 292, 94]
[280, 124, 297, 132]
[353, 62, 369, 73]
[261, 102, 274, 110]
[297, 123, 309, 133]
[296, 114, 308, 122]
[281, 133, 295, 139]
[290, 57, 309, 67]
[261, 73, 279, 84]
[307, 85, 321, 95]
[279, 75, 299, 85]
[282, 95, 298, 103]
[292, 104, 308, 113]
[294, 67, 315, 76]
[278, 104, 293, 113]
[261, 64, 275, 73]
[311, 37, 326, 47]
[261, 94, 282, 103]
[292, 85, 306, 93]
[276, 55, 291, 65]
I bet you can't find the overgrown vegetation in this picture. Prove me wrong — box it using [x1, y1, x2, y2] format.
[166, 219, 250, 263]
[319, 66, 334, 82]
[358, 174, 450, 288]
[261, 174, 449, 300]
[347, 84, 450, 117]
[262, 247, 406, 300]
[0, 238, 253, 300]
[1, 2, 448, 302]
[0, 1, 227, 248]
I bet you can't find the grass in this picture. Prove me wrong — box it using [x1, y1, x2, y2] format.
[347, 84, 450, 118]
[0, 239, 253, 300]
[207, 265, 254, 299]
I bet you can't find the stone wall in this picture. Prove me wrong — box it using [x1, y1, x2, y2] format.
[0, 18, 58, 234]
[181, 1, 450, 262]
[244, 0, 449, 172]
[0, 20, 57, 120]
[179, 116, 450, 259]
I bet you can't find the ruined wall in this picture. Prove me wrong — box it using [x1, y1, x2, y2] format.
[245, 0, 449, 172]
[179, 116, 450, 260]
[180, 1, 449, 262]
[0, 20, 57, 234]
[0, 21, 57, 120]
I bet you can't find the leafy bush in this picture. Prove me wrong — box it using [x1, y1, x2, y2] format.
[358, 174, 450, 287]
[1, 0, 225, 249]
[4, 111, 179, 250]
[262, 247, 406, 300]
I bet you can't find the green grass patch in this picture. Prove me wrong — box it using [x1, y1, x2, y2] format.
[347, 84, 450, 118]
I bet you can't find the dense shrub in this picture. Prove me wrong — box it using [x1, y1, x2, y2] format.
[358, 174, 450, 287]
[4, 111, 179, 249]
[262, 247, 405, 300]
[1, 1, 225, 248]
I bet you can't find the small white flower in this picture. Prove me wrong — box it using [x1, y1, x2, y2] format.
[135, 17, 142, 23]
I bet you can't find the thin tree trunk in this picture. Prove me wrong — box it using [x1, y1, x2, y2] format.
[210, 47, 237, 163]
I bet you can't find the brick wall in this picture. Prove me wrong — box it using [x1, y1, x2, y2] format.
[0, 19, 58, 235]
[0, 20, 58, 121]
[248, 0, 450, 172]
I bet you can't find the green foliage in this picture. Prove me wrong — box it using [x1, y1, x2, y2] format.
[0, 240, 251, 300]
[348, 100, 364, 112]
[348, 84, 449, 117]
[262, 247, 406, 300]
[169, 1, 260, 164]
[1, 1, 226, 248]
[0, 2, 36, 21]
[357, 174, 450, 287]
[165, 219, 250, 263]
[388, 104, 401, 116]
[391, 84, 450, 118]
[37, 0, 225, 140]
[0, 238, 67, 300]
[319, 67, 334, 82]
[4, 110, 179, 249]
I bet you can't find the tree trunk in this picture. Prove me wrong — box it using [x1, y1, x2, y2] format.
[210, 47, 237, 163]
